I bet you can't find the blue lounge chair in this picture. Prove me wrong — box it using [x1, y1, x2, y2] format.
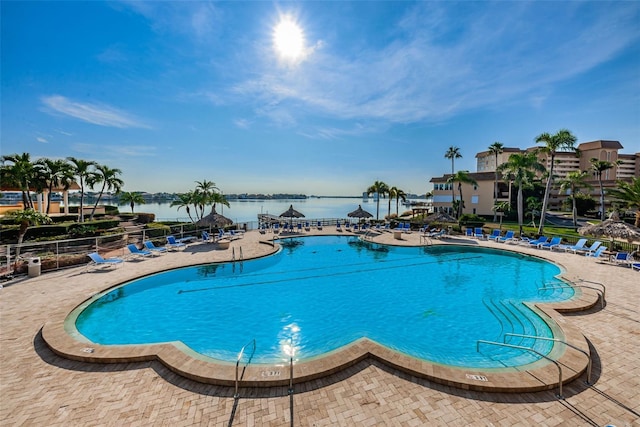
[465, 228, 473, 237]
[585, 246, 607, 260]
[488, 229, 501, 241]
[144, 240, 167, 254]
[273, 223, 280, 234]
[559, 238, 588, 253]
[577, 241, 602, 255]
[126, 244, 152, 259]
[528, 236, 549, 247]
[345, 222, 351, 231]
[297, 223, 303, 232]
[539, 236, 562, 250]
[87, 252, 123, 271]
[632, 263, 640, 272]
[474, 228, 485, 239]
[403, 223, 411, 233]
[305, 222, 311, 231]
[610, 252, 631, 267]
[166, 235, 187, 250]
[497, 230, 515, 243]
[202, 231, 213, 242]
[336, 222, 342, 231]
[316, 221, 323, 230]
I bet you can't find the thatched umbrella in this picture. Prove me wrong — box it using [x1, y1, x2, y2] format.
[347, 205, 373, 219]
[425, 212, 458, 224]
[279, 205, 305, 228]
[578, 212, 640, 250]
[196, 208, 233, 228]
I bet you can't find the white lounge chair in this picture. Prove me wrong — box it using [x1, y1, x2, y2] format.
[126, 244, 152, 259]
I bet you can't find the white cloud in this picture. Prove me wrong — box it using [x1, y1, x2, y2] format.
[41, 95, 151, 129]
[72, 143, 156, 157]
[36, 136, 48, 143]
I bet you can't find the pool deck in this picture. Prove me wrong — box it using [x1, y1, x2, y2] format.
[2, 228, 639, 426]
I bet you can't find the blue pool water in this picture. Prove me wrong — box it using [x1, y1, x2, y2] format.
[75, 236, 573, 368]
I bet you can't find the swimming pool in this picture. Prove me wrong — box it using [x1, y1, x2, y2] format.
[74, 236, 573, 369]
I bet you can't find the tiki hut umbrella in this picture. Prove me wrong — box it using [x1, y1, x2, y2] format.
[279, 204, 305, 228]
[347, 205, 373, 221]
[578, 212, 640, 250]
[196, 208, 233, 228]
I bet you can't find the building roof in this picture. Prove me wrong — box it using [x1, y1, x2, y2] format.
[577, 140, 623, 150]
[475, 147, 521, 158]
[430, 171, 497, 183]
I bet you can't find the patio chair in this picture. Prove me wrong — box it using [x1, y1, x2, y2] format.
[558, 238, 588, 253]
[403, 223, 412, 233]
[126, 244, 152, 259]
[528, 236, 549, 247]
[497, 230, 515, 243]
[488, 229, 501, 241]
[144, 240, 167, 255]
[166, 235, 187, 250]
[585, 246, 607, 261]
[474, 228, 485, 239]
[316, 221, 323, 230]
[465, 228, 474, 237]
[538, 236, 562, 250]
[632, 262, 640, 272]
[87, 252, 123, 271]
[575, 241, 602, 255]
[336, 222, 342, 232]
[305, 222, 311, 231]
[610, 252, 632, 267]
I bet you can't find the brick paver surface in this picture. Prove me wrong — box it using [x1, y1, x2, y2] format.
[1, 230, 639, 426]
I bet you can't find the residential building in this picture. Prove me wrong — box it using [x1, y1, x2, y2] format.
[430, 140, 639, 217]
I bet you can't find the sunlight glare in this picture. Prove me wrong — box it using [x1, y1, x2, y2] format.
[273, 16, 305, 61]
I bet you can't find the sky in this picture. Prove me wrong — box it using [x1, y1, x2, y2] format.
[1, 1, 639, 196]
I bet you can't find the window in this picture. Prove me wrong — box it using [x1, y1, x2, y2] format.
[471, 196, 479, 204]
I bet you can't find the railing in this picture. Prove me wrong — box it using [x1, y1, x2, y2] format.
[234, 339, 256, 398]
[476, 340, 564, 398]
[540, 279, 606, 309]
[504, 333, 592, 384]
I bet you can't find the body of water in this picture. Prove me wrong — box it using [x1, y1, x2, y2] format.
[124, 197, 428, 224]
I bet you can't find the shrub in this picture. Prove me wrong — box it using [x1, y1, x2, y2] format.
[136, 213, 156, 224]
[458, 214, 485, 227]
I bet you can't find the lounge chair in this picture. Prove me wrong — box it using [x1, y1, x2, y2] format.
[488, 229, 501, 241]
[559, 238, 588, 253]
[403, 223, 411, 233]
[202, 231, 213, 242]
[297, 223, 303, 233]
[144, 240, 167, 255]
[585, 246, 607, 260]
[538, 236, 562, 250]
[87, 252, 123, 271]
[305, 222, 311, 231]
[273, 223, 280, 234]
[166, 235, 187, 250]
[474, 228, 485, 239]
[229, 229, 244, 239]
[345, 222, 352, 231]
[632, 263, 640, 272]
[610, 252, 631, 267]
[336, 222, 342, 232]
[528, 236, 549, 247]
[496, 230, 515, 243]
[316, 221, 323, 230]
[576, 241, 602, 255]
[126, 244, 152, 259]
[465, 228, 473, 237]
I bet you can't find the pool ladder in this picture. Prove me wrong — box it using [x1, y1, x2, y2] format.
[234, 338, 256, 398]
[231, 247, 243, 262]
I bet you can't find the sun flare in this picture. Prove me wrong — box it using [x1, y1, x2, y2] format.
[273, 16, 305, 61]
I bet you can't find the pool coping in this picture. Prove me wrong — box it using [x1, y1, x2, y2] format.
[41, 238, 600, 393]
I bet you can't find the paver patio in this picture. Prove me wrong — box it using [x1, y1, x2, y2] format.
[1, 228, 638, 426]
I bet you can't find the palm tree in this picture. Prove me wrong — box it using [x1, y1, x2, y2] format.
[492, 200, 511, 229]
[66, 157, 97, 222]
[535, 129, 578, 234]
[119, 191, 146, 213]
[34, 158, 74, 214]
[210, 191, 230, 215]
[607, 177, 640, 227]
[488, 142, 504, 222]
[195, 179, 219, 217]
[6, 209, 52, 266]
[446, 171, 477, 218]
[557, 170, 592, 227]
[88, 164, 123, 220]
[392, 187, 407, 216]
[170, 191, 197, 223]
[444, 146, 462, 212]
[589, 158, 618, 220]
[1, 153, 36, 209]
[497, 152, 545, 236]
[366, 180, 389, 221]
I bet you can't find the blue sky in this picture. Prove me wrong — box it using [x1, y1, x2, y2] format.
[2, 1, 639, 196]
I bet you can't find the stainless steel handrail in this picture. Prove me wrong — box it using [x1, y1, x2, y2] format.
[234, 339, 256, 398]
[504, 333, 592, 384]
[476, 340, 564, 398]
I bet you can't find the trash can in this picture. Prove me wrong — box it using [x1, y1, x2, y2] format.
[28, 257, 41, 278]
